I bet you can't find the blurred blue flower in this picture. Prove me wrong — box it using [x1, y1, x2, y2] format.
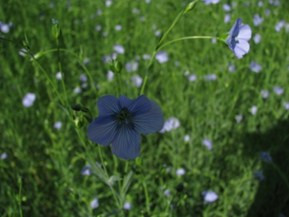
[253, 14, 263, 26]
[260, 151, 272, 163]
[88, 95, 164, 160]
[250, 61, 262, 73]
[253, 170, 265, 181]
[203, 0, 219, 5]
[226, 18, 252, 59]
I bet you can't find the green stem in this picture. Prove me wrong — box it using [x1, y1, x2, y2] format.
[140, 36, 218, 95]
[271, 162, 289, 190]
[158, 36, 219, 51]
[17, 176, 23, 217]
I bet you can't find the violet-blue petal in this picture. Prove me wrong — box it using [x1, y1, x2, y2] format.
[234, 40, 250, 59]
[87, 116, 117, 146]
[128, 95, 152, 114]
[133, 100, 164, 134]
[111, 126, 141, 160]
[97, 95, 120, 116]
[119, 96, 134, 108]
[238, 24, 252, 40]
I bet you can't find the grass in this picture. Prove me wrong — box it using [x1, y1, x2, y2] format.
[1, 0, 289, 216]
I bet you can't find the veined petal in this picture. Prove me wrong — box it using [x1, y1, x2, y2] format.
[230, 18, 242, 37]
[237, 24, 252, 40]
[111, 126, 141, 160]
[88, 116, 118, 146]
[133, 100, 164, 134]
[234, 40, 250, 59]
[119, 96, 134, 109]
[97, 95, 120, 116]
[128, 95, 151, 114]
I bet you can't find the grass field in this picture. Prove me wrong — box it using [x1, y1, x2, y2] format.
[1, 0, 289, 216]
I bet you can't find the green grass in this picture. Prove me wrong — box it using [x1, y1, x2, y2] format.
[1, 0, 289, 216]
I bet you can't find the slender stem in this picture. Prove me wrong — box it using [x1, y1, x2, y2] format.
[17, 176, 23, 217]
[140, 36, 218, 95]
[158, 36, 218, 51]
[139, 51, 156, 95]
[271, 162, 289, 190]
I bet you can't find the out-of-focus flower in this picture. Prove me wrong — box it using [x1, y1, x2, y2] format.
[22, 93, 36, 108]
[0, 152, 8, 160]
[260, 89, 269, 99]
[250, 61, 262, 73]
[260, 151, 272, 163]
[226, 19, 252, 59]
[176, 168, 186, 176]
[88, 95, 163, 160]
[164, 189, 171, 197]
[0, 21, 12, 33]
[273, 86, 284, 95]
[224, 14, 231, 23]
[203, 0, 219, 5]
[156, 51, 169, 64]
[253, 14, 263, 26]
[54, 121, 62, 130]
[123, 201, 132, 210]
[204, 74, 217, 81]
[250, 105, 258, 115]
[81, 165, 92, 176]
[223, 4, 231, 11]
[107, 70, 114, 81]
[283, 102, 289, 110]
[142, 54, 151, 60]
[113, 44, 125, 54]
[115, 25, 122, 31]
[202, 138, 213, 150]
[188, 74, 197, 82]
[254, 170, 265, 181]
[253, 33, 261, 44]
[228, 63, 236, 73]
[202, 190, 218, 203]
[125, 61, 139, 72]
[90, 197, 99, 209]
[95, 24, 102, 32]
[235, 114, 243, 123]
[105, 0, 112, 7]
[56, 72, 63, 80]
[184, 135, 190, 142]
[131, 75, 143, 88]
[160, 117, 180, 133]
[73, 87, 81, 94]
[80, 74, 88, 82]
[275, 20, 285, 32]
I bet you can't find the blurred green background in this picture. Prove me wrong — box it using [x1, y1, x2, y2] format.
[1, 0, 289, 216]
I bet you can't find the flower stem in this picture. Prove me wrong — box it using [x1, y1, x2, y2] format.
[158, 36, 219, 50]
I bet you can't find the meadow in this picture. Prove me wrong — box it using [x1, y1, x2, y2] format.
[1, 0, 289, 216]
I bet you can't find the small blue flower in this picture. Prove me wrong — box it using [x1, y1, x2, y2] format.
[88, 95, 164, 160]
[226, 18, 252, 59]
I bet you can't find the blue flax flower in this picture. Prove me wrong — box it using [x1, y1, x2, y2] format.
[226, 18, 252, 59]
[88, 95, 164, 160]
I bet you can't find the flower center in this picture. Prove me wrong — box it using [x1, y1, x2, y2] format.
[116, 108, 132, 124]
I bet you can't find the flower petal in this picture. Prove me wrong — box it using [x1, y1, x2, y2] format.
[229, 18, 241, 37]
[111, 126, 141, 160]
[234, 40, 250, 59]
[97, 95, 120, 116]
[128, 95, 152, 114]
[87, 116, 118, 146]
[133, 100, 164, 134]
[118, 96, 134, 108]
[238, 24, 252, 40]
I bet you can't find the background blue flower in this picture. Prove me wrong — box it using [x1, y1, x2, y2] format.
[226, 18, 252, 59]
[88, 95, 164, 160]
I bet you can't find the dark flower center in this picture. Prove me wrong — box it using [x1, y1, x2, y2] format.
[115, 108, 132, 124]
